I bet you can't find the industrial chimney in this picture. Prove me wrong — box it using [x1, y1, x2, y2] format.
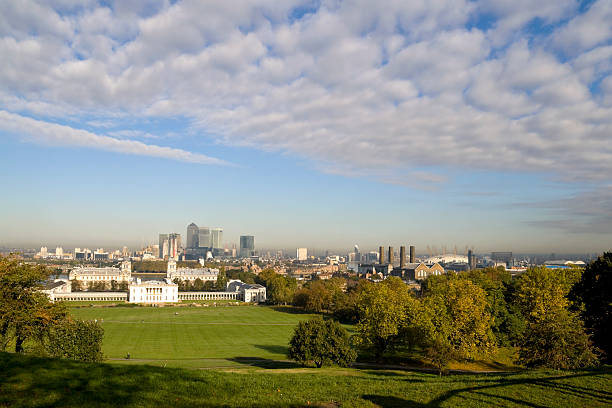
[409, 245, 415, 263]
[379, 246, 385, 264]
[388, 246, 394, 266]
[400, 246, 406, 268]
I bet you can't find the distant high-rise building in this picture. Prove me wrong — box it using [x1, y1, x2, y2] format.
[297, 247, 308, 261]
[210, 228, 223, 249]
[400, 246, 406, 268]
[388, 246, 394, 266]
[379, 246, 385, 264]
[354, 245, 361, 262]
[55, 247, 63, 258]
[40, 246, 48, 258]
[159, 233, 181, 259]
[198, 227, 211, 248]
[409, 245, 415, 263]
[468, 249, 477, 270]
[186, 223, 199, 249]
[159, 234, 168, 258]
[239, 235, 255, 258]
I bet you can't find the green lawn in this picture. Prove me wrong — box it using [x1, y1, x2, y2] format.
[1, 352, 611, 408]
[69, 305, 320, 367]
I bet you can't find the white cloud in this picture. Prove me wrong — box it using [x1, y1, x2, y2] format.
[0, 0, 611, 186]
[0, 111, 231, 166]
[553, 0, 612, 56]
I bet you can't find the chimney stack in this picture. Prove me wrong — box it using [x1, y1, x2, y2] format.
[409, 245, 415, 263]
[379, 246, 385, 264]
[388, 246, 394, 266]
[400, 246, 406, 268]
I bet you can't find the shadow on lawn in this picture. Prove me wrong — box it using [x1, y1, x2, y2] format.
[270, 305, 312, 315]
[0, 352, 293, 408]
[254, 344, 289, 355]
[362, 368, 612, 408]
[228, 356, 301, 369]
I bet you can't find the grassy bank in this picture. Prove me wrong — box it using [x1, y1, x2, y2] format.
[1, 352, 611, 408]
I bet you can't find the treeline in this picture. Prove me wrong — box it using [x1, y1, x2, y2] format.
[268, 254, 612, 372]
[0, 256, 104, 362]
[71, 279, 129, 292]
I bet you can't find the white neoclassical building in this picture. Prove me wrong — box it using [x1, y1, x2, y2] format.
[69, 261, 132, 283]
[167, 259, 218, 283]
[128, 278, 178, 303]
[227, 280, 267, 303]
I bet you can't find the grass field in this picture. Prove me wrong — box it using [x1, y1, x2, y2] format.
[69, 304, 321, 368]
[1, 352, 611, 408]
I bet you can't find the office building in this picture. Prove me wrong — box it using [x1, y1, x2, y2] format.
[186, 223, 199, 249]
[159, 233, 181, 259]
[210, 228, 223, 249]
[297, 247, 308, 261]
[198, 227, 211, 248]
[239, 235, 255, 258]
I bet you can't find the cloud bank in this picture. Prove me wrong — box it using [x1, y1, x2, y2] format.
[0, 0, 611, 184]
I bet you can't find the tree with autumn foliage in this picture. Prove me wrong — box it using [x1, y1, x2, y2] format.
[515, 266, 598, 369]
[0, 255, 104, 361]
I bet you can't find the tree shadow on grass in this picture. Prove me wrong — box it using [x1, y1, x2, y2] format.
[270, 306, 312, 315]
[228, 356, 302, 369]
[363, 368, 612, 408]
[0, 352, 295, 407]
[254, 344, 289, 355]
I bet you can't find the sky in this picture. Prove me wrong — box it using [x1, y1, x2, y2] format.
[1, 0, 611, 254]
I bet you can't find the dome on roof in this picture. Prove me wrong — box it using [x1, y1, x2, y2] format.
[425, 254, 469, 264]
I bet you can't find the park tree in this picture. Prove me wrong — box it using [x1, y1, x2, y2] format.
[353, 277, 416, 359]
[421, 278, 496, 371]
[288, 317, 356, 368]
[70, 279, 82, 292]
[569, 252, 612, 362]
[515, 266, 598, 369]
[461, 268, 523, 346]
[0, 256, 67, 352]
[42, 319, 104, 362]
[255, 268, 277, 286]
[216, 267, 227, 290]
[192, 278, 204, 291]
[264, 273, 297, 305]
[518, 308, 598, 369]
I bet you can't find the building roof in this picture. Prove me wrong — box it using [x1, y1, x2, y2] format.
[70, 267, 127, 276]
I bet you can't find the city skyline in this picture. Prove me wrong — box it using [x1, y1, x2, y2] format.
[1, 1, 611, 253]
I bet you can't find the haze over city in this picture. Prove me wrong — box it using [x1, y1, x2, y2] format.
[1, 0, 611, 253]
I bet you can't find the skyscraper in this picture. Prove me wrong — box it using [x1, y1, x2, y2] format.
[198, 227, 211, 248]
[239, 235, 254, 258]
[186, 223, 199, 249]
[297, 247, 308, 261]
[159, 234, 168, 259]
[210, 228, 223, 249]
[159, 233, 181, 259]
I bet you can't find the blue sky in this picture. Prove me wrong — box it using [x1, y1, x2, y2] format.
[1, 0, 611, 253]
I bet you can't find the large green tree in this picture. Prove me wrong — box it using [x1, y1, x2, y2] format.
[216, 267, 228, 290]
[569, 252, 612, 362]
[515, 266, 598, 369]
[353, 277, 416, 359]
[421, 278, 496, 370]
[0, 256, 68, 352]
[288, 318, 356, 368]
